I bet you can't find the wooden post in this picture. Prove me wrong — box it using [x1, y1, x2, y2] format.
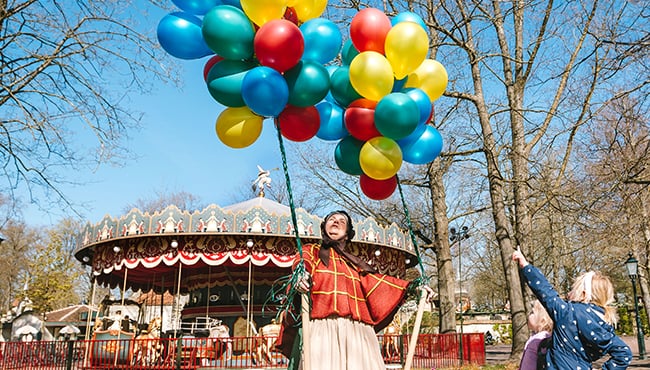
[301, 293, 310, 369]
[404, 289, 428, 370]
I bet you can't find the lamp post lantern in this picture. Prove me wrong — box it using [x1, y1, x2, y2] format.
[450, 225, 469, 365]
[625, 253, 646, 360]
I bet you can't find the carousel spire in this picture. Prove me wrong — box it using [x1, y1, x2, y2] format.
[251, 165, 275, 198]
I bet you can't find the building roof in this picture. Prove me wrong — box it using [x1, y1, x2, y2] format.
[45, 304, 97, 323]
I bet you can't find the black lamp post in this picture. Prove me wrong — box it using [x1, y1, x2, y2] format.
[625, 253, 646, 360]
[450, 226, 469, 365]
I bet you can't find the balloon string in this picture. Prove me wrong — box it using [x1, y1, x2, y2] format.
[396, 175, 427, 282]
[274, 118, 303, 258]
[270, 118, 309, 324]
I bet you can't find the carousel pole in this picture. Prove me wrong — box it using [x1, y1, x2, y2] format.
[115, 267, 128, 367]
[83, 275, 97, 368]
[160, 275, 164, 327]
[174, 262, 183, 337]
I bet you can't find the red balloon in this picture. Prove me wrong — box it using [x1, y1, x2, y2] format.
[350, 8, 392, 54]
[278, 105, 320, 142]
[344, 99, 381, 141]
[283, 7, 299, 25]
[203, 55, 224, 81]
[254, 19, 304, 73]
[360, 174, 397, 200]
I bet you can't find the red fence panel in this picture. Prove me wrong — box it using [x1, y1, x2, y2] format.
[0, 332, 484, 369]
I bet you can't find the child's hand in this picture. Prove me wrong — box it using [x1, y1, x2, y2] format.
[512, 246, 529, 268]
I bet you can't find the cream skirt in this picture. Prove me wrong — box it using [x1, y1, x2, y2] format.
[299, 316, 386, 370]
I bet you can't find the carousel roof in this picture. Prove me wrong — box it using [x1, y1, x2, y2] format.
[74, 195, 417, 292]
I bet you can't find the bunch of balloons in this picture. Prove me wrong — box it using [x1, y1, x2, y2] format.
[157, 1, 447, 200]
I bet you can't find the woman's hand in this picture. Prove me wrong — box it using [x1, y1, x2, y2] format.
[295, 271, 312, 293]
[512, 247, 529, 268]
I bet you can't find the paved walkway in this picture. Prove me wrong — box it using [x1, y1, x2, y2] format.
[486, 335, 650, 368]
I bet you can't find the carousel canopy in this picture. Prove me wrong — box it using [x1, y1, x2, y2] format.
[75, 196, 417, 293]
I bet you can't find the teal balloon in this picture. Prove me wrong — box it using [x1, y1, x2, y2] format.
[172, 0, 222, 15]
[284, 61, 331, 107]
[375, 93, 419, 140]
[330, 66, 362, 108]
[391, 11, 427, 31]
[157, 12, 214, 60]
[398, 125, 443, 164]
[335, 136, 364, 175]
[202, 5, 254, 60]
[341, 38, 359, 65]
[300, 18, 343, 64]
[242, 66, 289, 117]
[316, 101, 347, 140]
[206, 59, 257, 107]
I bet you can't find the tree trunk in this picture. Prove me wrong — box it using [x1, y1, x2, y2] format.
[428, 160, 457, 333]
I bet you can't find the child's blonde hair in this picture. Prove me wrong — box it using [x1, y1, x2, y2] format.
[568, 270, 618, 325]
[531, 300, 553, 332]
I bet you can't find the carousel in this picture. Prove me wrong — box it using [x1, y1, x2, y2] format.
[73, 168, 419, 367]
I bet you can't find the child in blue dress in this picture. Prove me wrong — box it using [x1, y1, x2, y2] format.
[513, 249, 632, 369]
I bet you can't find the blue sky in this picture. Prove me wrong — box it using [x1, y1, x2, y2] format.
[22, 52, 286, 227]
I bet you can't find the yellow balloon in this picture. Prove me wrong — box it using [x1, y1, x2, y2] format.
[404, 59, 448, 101]
[359, 136, 403, 180]
[293, 0, 327, 22]
[216, 107, 263, 148]
[385, 22, 429, 79]
[349, 51, 394, 101]
[241, 0, 287, 27]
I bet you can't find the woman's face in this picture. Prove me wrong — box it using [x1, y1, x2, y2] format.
[325, 213, 348, 241]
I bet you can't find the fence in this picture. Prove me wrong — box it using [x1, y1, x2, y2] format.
[0, 333, 484, 369]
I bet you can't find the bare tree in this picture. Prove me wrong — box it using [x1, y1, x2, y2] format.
[0, 0, 174, 215]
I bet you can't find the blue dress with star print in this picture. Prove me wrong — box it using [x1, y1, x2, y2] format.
[521, 264, 632, 369]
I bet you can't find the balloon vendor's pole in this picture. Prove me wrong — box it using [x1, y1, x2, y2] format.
[404, 289, 429, 370]
[301, 293, 311, 368]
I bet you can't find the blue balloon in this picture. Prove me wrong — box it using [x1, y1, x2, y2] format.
[398, 125, 443, 164]
[300, 18, 343, 64]
[392, 76, 408, 92]
[391, 11, 428, 31]
[242, 67, 289, 117]
[157, 12, 213, 60]
[316, 101, 347, 140]
[221, 0, 242, 8]
[403, 88, 433, 124]
[172, 0, 222, 15]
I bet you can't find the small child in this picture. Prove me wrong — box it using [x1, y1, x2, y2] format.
[519, 300, 552, 370]
[512, 249, 632, 369]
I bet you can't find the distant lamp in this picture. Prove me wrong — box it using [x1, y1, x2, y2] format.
[170, 240, 179, 249]
[374, 249, 381, 257]
[82, 256, 90, 263]
[405, 258, 411, 265]
[246, 239, 254, 248]
[624, 253, 646, 359]
[626, 254, 638, 279]
[113, 246, 121, 253]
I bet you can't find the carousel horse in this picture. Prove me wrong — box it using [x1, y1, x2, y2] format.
[208, 322, 232, 362]
[254, 319, 282, 365]
[383, 317, 402, 361]
[132, 317, 163, 366]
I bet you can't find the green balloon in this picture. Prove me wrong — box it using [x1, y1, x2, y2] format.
[335, 136, 364, 175]
[375, 93, 420, 140]
[341, 39, 360, 66]
[202, 5, 255, 60]
[207, 59, 257, 107]
[330, 66, 362, 108]
[284, 61, 331, 107]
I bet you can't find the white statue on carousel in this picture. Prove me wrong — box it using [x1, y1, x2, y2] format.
[252, 165, 277, 197]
